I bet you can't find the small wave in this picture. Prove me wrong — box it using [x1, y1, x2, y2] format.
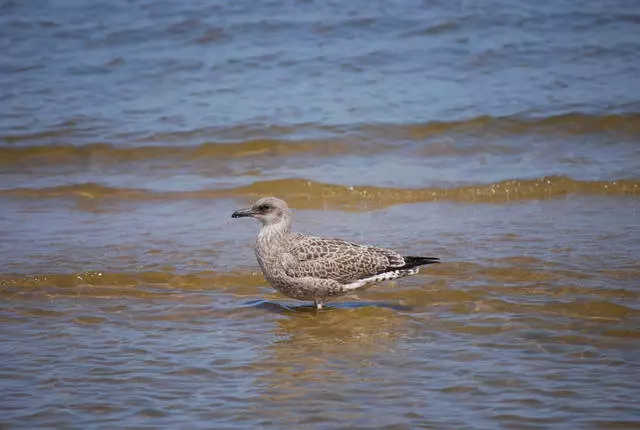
[0, 139, 363, 167]
[138, 112, 640, 141]
[0, 271, 264, 298]
[4, 112, 638, 148]
[3, 268, 638, 320]
[359, 112, 640, 141]
[1, 176, 637, 206]
[401, 20, 461, 38]
[1, 112, 638, 172]
[231, 176, 640, 207]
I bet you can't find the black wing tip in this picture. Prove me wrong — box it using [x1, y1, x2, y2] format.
[402, 256, 440, 268]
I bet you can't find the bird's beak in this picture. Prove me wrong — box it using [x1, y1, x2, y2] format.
[231, 208, 255, 218]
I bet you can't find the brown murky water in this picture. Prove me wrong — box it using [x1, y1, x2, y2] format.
[2, 0, 640, 428]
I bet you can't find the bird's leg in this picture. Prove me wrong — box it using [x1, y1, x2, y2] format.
[313, 299, 324, 310]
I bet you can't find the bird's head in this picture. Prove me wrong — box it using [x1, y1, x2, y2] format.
[231, 197, 291, 227]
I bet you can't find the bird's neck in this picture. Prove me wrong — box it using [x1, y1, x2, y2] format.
[257, 221, 290, 248]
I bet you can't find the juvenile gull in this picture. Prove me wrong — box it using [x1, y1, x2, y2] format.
[232, 197, 440, 309]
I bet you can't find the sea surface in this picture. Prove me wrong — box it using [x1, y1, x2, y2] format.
[1, 0, 639, 428]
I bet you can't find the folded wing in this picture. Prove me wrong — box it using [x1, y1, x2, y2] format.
[284, 236, 408, 284]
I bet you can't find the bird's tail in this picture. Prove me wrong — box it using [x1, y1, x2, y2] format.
[344, 256, 439, 292]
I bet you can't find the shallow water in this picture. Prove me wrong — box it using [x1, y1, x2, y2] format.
[1, 0, 640, 428]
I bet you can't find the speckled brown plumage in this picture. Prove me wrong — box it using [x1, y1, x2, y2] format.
[232, 197, 439, 309]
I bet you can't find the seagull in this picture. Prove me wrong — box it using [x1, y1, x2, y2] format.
[232, 197, 440, 309]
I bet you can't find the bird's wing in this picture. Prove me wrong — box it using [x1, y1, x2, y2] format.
[284, 235, 406, 284]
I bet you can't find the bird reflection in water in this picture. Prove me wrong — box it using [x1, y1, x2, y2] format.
[243, 303, 411, 424]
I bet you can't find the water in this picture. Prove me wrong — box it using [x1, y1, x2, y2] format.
[1, 0, 640, 428]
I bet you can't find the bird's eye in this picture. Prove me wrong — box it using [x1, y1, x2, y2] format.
[257, 204, 272, 212]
